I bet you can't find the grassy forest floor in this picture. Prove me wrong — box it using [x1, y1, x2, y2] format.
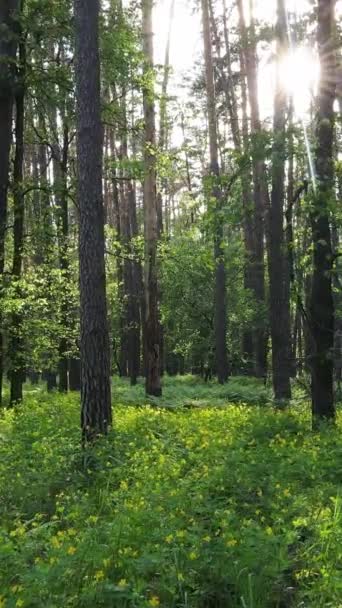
[0, 376, 341, 608]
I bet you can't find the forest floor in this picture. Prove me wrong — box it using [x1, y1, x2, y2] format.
[0, 376, 341, 608]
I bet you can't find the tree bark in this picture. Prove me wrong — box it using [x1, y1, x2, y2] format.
[51, 120, 69, 393]
[74, 0, 112, 440]
[9, 9, 26, 405]
[201, 0, 229, 384]
[269, 0, 292, 401]
[0, 0, 20, 404]
[309, 0, 336, 424]
[237, 0, 267, 379]
[142, 0, 162, 396]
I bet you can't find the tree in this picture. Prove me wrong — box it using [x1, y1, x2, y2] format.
[269, 0, 292, 401]
[309, 0, 337, 424]
[0, 0, 20, 404]
[9, 1, 26, 404]
[237, 0, 268, 380]
[201, 0, 229, 384]
[74, 0, 112, 439]
[142, 0, 162, 396]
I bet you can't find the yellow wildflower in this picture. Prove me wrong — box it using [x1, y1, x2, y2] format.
[148, 596, 160, 607]
[94, 570, 105, 582]
[67, 546, 76, 555]
[226, 539, 238, 547]
[189, 551, 198, 560]
[117, 578, 127, 589]
[176, 530, 186, 539]
[50, 536, 60, 549]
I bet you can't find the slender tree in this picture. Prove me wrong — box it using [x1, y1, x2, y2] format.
[237, 0, 267, 379]
[142, 0, 162, 396]
[74, 0, 112, 439]
[269, 0, 292, 401]
[0, 0, 20, 404]
[309, 0, 337, 424]
[201, 0, 229, 383]
[9, 7, 26, 404]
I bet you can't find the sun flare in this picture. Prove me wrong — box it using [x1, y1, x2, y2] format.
[281, 47, 319, 115]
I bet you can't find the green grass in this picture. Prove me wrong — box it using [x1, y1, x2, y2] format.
[0, 377, 341, 607]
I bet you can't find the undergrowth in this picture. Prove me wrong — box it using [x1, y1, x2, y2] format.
[0, 377, 341, 607]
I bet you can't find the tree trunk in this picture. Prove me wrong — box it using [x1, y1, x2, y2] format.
[157, 0, 175, 376]
[69, 357, 81, 391]
[309, 0, 336, 424]
[237, 0, 267, 379]
[201, 0, 229, 384]
[9, 14, 26, 405]
[0, 0, 20, 405]
[74, 0, 112, 440]
[52, 122, 69, 393]
[269, 0, 292, 402]
[142, 0, 162, 396]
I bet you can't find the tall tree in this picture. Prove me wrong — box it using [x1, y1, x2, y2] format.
[201, 0, 229, 383]
[9, 4, 26, 404]
[74, 0, 112, 439]
[269, 0, 292, 401]
[0, 0, 20, 404]
[237, 0, 267, 379]
[142, 0, 162, 396]
[309, 0, 337, 424]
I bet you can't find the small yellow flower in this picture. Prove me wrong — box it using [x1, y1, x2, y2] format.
[94, 570, 105, 582]
[189, 551, 198, 560]
[67, 546, 76, 555]
[165, 534, 174, 544]
[176, 530, 186, 539]
[283, 488, 291, 497]
[202, 535, 211, 543]
[50, 536, 60, 549]
[266, 527, 273, 536]
[117, 578, 127, 589]
[226, 539, 238, 547]
[148, 596, 160, 607]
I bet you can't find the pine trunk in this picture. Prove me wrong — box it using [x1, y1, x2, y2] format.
[309, 0, 336, 424]
[201, 0, 229, 384]
[0, 0, 20, 405]
[9, 19, 25, 405]
[74, 0, 112, 440]
[269, 0, 292, 402]
[142, 0, 162, 396]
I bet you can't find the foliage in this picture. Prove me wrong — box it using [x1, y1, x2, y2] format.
[0, 379, 341, 607]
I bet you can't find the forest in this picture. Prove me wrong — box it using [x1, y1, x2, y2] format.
[0, 0, 341, 606]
